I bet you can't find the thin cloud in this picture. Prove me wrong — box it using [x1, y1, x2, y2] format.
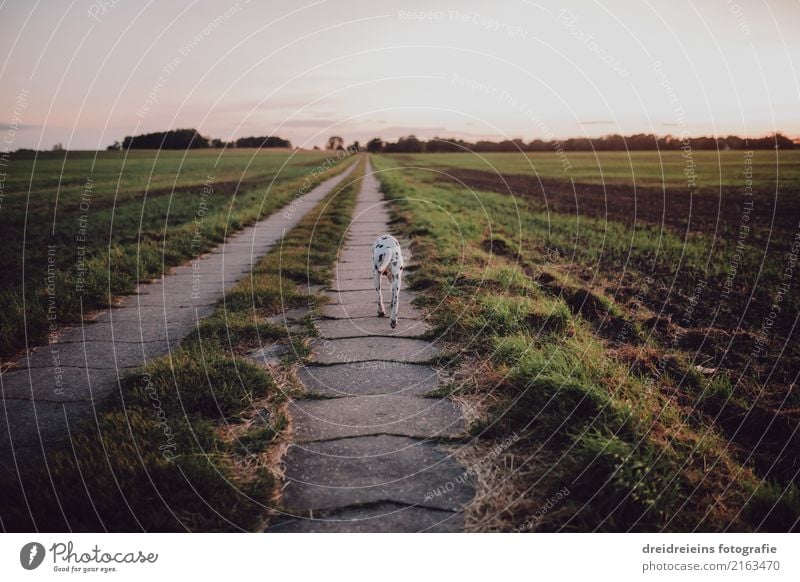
[0, 123, 38, 130]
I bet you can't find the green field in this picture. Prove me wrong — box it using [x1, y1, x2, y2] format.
[1, 156, 367, 531]
[2, 148, 797, 531]
[373, 151, 800, 531]
[394, 150, 800, 193]
[0, 149, 348, 358]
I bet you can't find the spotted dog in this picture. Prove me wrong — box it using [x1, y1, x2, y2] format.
[372, 234, 404, 328]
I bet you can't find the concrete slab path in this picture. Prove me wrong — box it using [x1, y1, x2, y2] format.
[267, 160, 473, 533]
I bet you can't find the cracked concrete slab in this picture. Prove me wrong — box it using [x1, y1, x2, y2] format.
[344, 235, 382, 245]
[280, 435, 474, 513]
[0, 399, 95, 449]
[309, 337, 439, 365]
[266, 502, 463, 532]
[1, 366, 120, 402]
[288, 395, 466, 441]
[297, 363, 439, 397]
[93, 304, 214, 324]
[55, 319, 195, 344]
[325, 289, 419, 307]
[313, 317, 429, 339]
[320, 302, 426, 320]
[332, 271, 373, 283]
[328, 278, 374, 292]
[20, 340, 168, 370]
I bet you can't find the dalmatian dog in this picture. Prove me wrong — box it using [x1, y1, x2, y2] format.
[372, 234, 404, 328]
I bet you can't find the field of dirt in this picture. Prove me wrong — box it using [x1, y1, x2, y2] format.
[433, 166, 800, 491]
[438, 167, 800, 247]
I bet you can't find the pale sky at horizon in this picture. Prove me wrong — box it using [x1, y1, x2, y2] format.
[1, 0, 799, 150]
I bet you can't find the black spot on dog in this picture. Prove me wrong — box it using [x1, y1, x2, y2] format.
[378, 254, 384, 262]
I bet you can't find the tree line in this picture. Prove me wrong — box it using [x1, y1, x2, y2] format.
[22, 129, 797, 153]
[107, 129, 292, 150]
[363, 133, 797, 153]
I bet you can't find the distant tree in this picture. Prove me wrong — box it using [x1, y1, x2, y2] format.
[122, 129, 209, 150]
[601, 134, 630, 150]
[13, 148, 38, 157]
[366, 138, 384, 153]
[347, 141, 361, 153]
[52, 142, 64, 152]
[426, 137, 460, 152]
[771, 133, 795, 149]
[563, 137, 591, 151]
[210, 138, 225, 148]
[235, 135, 291, 148]
[657, 135, 681, 150]
[496, 139, 523, 152]
[473, 140, 497, 152]
[327, 136, 344, 150]
[693, 136, 717, 149]
[719, 135, 743, 150]
[385, 135, 424, 153]
[526, 139, 548, 152]
[266, 136, 290, 148]
[313, 145, 320, 150]
[106, 141, 121, 151]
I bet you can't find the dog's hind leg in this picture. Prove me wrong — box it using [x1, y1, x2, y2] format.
[390, 266, 401, 328]
[374, 267, 386, 317]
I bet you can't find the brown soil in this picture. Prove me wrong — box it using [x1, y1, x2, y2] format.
[436, 168, 800, 245]
[435, 168, 800, 488]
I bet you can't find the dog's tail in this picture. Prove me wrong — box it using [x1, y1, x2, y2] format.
[376, 249, 392, 274]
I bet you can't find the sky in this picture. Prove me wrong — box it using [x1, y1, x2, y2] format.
[1, 0, 799, 150]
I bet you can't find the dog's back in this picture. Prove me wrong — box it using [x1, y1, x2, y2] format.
[373, 234, 402, 274]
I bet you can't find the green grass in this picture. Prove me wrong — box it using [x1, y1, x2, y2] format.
[388, 152, 800, 357]
[0, 156, 366, 532]
[745, 481, 800, 531]
[0, 148, 349, 358]
[393, 150, 800, 193]
[373, 152, 799, 531]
